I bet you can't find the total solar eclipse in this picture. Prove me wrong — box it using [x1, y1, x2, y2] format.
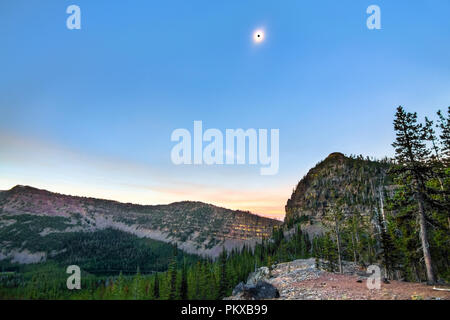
[253, 29, 265, 43]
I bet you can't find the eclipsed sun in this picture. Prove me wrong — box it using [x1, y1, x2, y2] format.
[253, 29, 265, 44]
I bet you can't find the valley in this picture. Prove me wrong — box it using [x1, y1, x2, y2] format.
[1, 104, 449, 300]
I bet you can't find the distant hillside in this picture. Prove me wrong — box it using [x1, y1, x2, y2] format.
[0, 186, 281, 262]
[285, 152, 395, 231]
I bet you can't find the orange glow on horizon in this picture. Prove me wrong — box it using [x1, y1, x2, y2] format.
[0, 132, 289, 222]
[0, 179, 287, 221]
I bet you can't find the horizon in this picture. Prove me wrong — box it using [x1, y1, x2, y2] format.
[0, 150, 389, 221]
[2, 183, 285, 221]
[1, 0, 450, 219]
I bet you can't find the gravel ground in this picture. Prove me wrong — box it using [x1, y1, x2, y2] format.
[229, 259, 450, 300]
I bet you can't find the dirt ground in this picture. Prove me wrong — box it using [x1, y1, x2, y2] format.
[227, 259, 450, 300]
[282, 272, 450, 300]
[267, 259, 450, 300]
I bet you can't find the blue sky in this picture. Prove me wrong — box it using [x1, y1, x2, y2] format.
[1, 0, 449, 219]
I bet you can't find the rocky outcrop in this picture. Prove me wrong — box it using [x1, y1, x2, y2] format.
[226, 259, 450, 300]
[285, 153, 394, 229]
[228, 266, 280, 300]
[246, 267, 270, 285]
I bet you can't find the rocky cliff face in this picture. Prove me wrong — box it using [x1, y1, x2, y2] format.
[285, 153, 394, 228]
[0, 186, 281, 258]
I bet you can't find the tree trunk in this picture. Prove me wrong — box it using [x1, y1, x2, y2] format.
[416, 192, 436, 284]
[379, 188, 389, 278]
[351, 233, 357, 264]
[334, 215, 343, 274]
[379, 187, 387, 231]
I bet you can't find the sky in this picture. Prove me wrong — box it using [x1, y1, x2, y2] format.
[1, 0, 449, 220]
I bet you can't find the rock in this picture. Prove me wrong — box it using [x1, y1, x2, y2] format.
[232, 282, 245, 296]
[356, 276, 367, 283]
[247, 267, 270, 285]
[242, 281, 279, 300]
[232, 279, 280, 300]
[226, 258, 450, 301]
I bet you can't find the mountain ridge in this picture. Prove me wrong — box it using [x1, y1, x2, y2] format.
[0, 185, 281, 259]
[3, 185, 271, 218]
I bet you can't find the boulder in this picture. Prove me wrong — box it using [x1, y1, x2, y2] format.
[231, 280, 280, 300]
[242, 281, 280, 300]
[246, 267, 270, 285]
[232, 282, 246, 296]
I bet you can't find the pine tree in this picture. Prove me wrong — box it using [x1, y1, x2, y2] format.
[322, 233, 337, 272]
[323, 205, 344, 273]
[437, 107, 450, 161]
[113, 272, 126, 299]
[217, 248, 228, 299]
[391, 106, 436, 283]
[435, 108, 450, 229]
[153, 273, 160, 299]
[167, 247, 178, 300]
[180, 260, 188, 300]
[131, 267, 143, 300]
[198, 261, 209, 299]
[376, 209, 396, 279]
[192, 261, 201, 299]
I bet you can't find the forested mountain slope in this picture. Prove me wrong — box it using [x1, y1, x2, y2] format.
[0, 185, 281, 262]
[285, 152, 394, 229]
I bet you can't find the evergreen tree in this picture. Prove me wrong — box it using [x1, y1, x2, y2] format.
[437, 107, 450, 161]
[217, 248, 228, 299]
[376, 210, 396, 279]
[112, 272, 125, 299]
[167, 246, 178, 300]
[131, 267, 143, 300]
[391, 106, 436, 283]
[153, 273, 160, 299]
[323, 205, 344, 273]
[180, 260, 188, 300]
